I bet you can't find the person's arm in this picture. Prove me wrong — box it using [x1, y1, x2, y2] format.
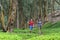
[27, 21, 29, 24]
[33, 21, 34, 27]
[41, 21, 42, 26]
[33, 24, 34, 27]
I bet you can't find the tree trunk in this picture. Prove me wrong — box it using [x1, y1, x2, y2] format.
[1, 12, 6, 32]
[18, 0, 22, 28]
[7, 0, 17, 32]
[0, 4, 6, 32]
[39, 0, 43, 24]
[18, 0, 25, 29]
[51, 0, 55, 23]
[17, 2, 19, 29]
[43, 0, 48, 23]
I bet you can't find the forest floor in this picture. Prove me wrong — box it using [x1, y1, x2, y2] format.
[0, 21, 60, 40]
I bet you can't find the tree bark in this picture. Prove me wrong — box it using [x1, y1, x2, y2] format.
[43, 0, 48, 23]
[7, 0, 17, 32]
[18, 0, 26, 29]
[17, 2, 19, 29]
[51, 0, 55, 23]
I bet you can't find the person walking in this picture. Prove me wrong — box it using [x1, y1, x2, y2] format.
[28, 19, 34, 33]
[37, 19, 42, 34]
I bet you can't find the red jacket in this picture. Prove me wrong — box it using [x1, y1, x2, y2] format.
[29, 21, 34, 26]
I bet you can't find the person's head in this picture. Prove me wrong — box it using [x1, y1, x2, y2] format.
[38, 19, 41, 21]
[31, 19, 33, 21]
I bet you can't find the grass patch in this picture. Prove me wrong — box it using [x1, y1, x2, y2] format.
[0, 21, 60, 40]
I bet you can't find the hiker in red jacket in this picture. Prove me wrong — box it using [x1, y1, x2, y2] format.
[28, 19, 34, 33]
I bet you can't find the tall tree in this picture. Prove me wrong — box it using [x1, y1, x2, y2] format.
[7, 0, 17, 32]
[43, 0, 48, 23]
[17, 1, 19, 29]
[51, 0, 55, 23]
[18, 0, 26, 29]
[38, 0, 42, 19]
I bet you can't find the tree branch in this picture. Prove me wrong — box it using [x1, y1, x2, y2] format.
[55, 0, 60, 5]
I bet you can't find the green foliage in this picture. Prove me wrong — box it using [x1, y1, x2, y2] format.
[22, 0, 39, 19]
[0, 22, 60, 40]
[1, 0, 9, 15]
[0, 32, 22, 40]
[42, 22, 52, 28]
[42, 21, 60, 28]
[28, 34, 60, 40]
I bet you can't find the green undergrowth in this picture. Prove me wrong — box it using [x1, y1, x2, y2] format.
[0, 21, 60, 40]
